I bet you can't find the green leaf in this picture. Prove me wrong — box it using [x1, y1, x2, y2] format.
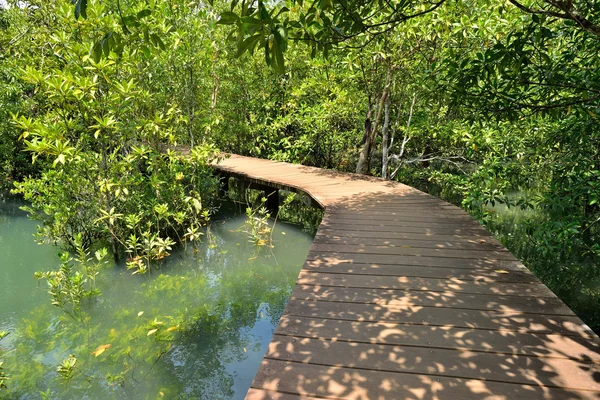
[264, 41, 271, 66]
[102, 35, 111, 57]
[74, 0, 88, 19]
[92, 41, 102, 63]
[137, 9, 152, 19]
[150, 33, 166, 51]
[272, 25, 287, 72]
[218, 11, 239, 25]
[236, 34, 262, 57]
[54, 154, 66, 166]
[259, 2, 270, 22]
[240, 16, 261, 26]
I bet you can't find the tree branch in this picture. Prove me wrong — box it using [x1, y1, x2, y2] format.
[508, 0, 600, 37]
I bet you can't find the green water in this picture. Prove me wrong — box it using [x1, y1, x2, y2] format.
[0, 199, 313, 399]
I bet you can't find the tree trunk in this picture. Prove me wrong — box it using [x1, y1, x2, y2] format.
[356, 64, 393, 175]
[389, 94, 417, 180]
[381, 95, 391, 178]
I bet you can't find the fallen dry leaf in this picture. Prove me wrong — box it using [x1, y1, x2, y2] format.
[92, 344, 111, 357]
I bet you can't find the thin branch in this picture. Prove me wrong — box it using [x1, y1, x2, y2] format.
[507, 0, 570, 19]
[490, 93, 600, 112]
[508, 0, 600, 37]
[294, 0, 447, 46]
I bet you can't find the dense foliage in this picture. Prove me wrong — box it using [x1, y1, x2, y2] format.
[0, 0, 599, 395]
[213, 0, 600, 329]
[3, 1, 221, 269]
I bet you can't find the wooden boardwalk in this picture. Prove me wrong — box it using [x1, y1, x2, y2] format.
[213, 154, 600, 400]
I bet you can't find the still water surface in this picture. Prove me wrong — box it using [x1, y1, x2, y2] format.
[0, 200, 313, 399]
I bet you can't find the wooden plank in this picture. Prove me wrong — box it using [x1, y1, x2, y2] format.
[246, 388, 320, 400]
[326, 208, 469, 215]
[328, 206, 466, 215]
[310, 243, 517, 261]
[333, 197, 452, 205]
[302, 262, 536, 283]
[290, 286, 572, 315]
[314, 233, 506, 251]
[323, 213, 477, 224]
[264, 335, 600, 390]
[321, 217, 487, 229]
[333, 201, 460, 209]
[296, 271, 553, 297]
[252, 359, 600, 399]
[306, 253, 522, 269]
[329, 201, 463, 208]
[318, 222, 491, 235]
[315, 228, 504, 244]
[283, 300, 594, 337]
[276, 316, 600, 362]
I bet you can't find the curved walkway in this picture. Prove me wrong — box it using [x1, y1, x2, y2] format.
[213, 154, 600, 400]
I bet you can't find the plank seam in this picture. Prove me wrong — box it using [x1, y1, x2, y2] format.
[298, 269, 535, 283]
[281, 312, 593, 338]
[260, 357, 600, 392]
[308, 249, 517, 261]
[293, 283, 556, 299]
[288, 297, 575, 316]
[271, 332, 600, 364]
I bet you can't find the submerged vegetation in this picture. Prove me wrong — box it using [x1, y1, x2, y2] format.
[0, 201, 314, 398]
[0, 0, 599, 395]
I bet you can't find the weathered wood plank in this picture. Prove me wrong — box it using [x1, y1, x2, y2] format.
[320, 219, 490, 232]
[309, 243, 517, 260]
[296, 271, 553, 297]
[315, 227, 495, 240]
[284, 300, 594, 337]
[302, 261, 536, 283]
[313, 233, 506, 251]
[251, 359, 600, 400]
[290, 286, 573, 315]
[264, 335, 600, 390]
[276, 316, 600, 362]
[246, 388, 321, 400]
[305, 253, 522, 269]
[322, 214, 477, 225]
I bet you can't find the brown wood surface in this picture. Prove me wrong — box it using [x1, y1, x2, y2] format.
[301, 262, 537, 283]
[212, 154, 600, 400]
[289, 286, 573, 314]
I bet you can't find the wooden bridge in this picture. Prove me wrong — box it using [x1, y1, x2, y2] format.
[213, 154, 600, 400]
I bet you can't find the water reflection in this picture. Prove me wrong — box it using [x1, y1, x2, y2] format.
[0, 202, 313, 399]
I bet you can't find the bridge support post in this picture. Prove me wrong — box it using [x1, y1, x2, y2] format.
[219, 175, 229, 198]
[264, 189, 279, 215]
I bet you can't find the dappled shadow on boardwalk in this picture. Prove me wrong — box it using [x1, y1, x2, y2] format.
[246, 284, 600, 398]
[242, 201, 600, 398]
[209, 154, 600, 399]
